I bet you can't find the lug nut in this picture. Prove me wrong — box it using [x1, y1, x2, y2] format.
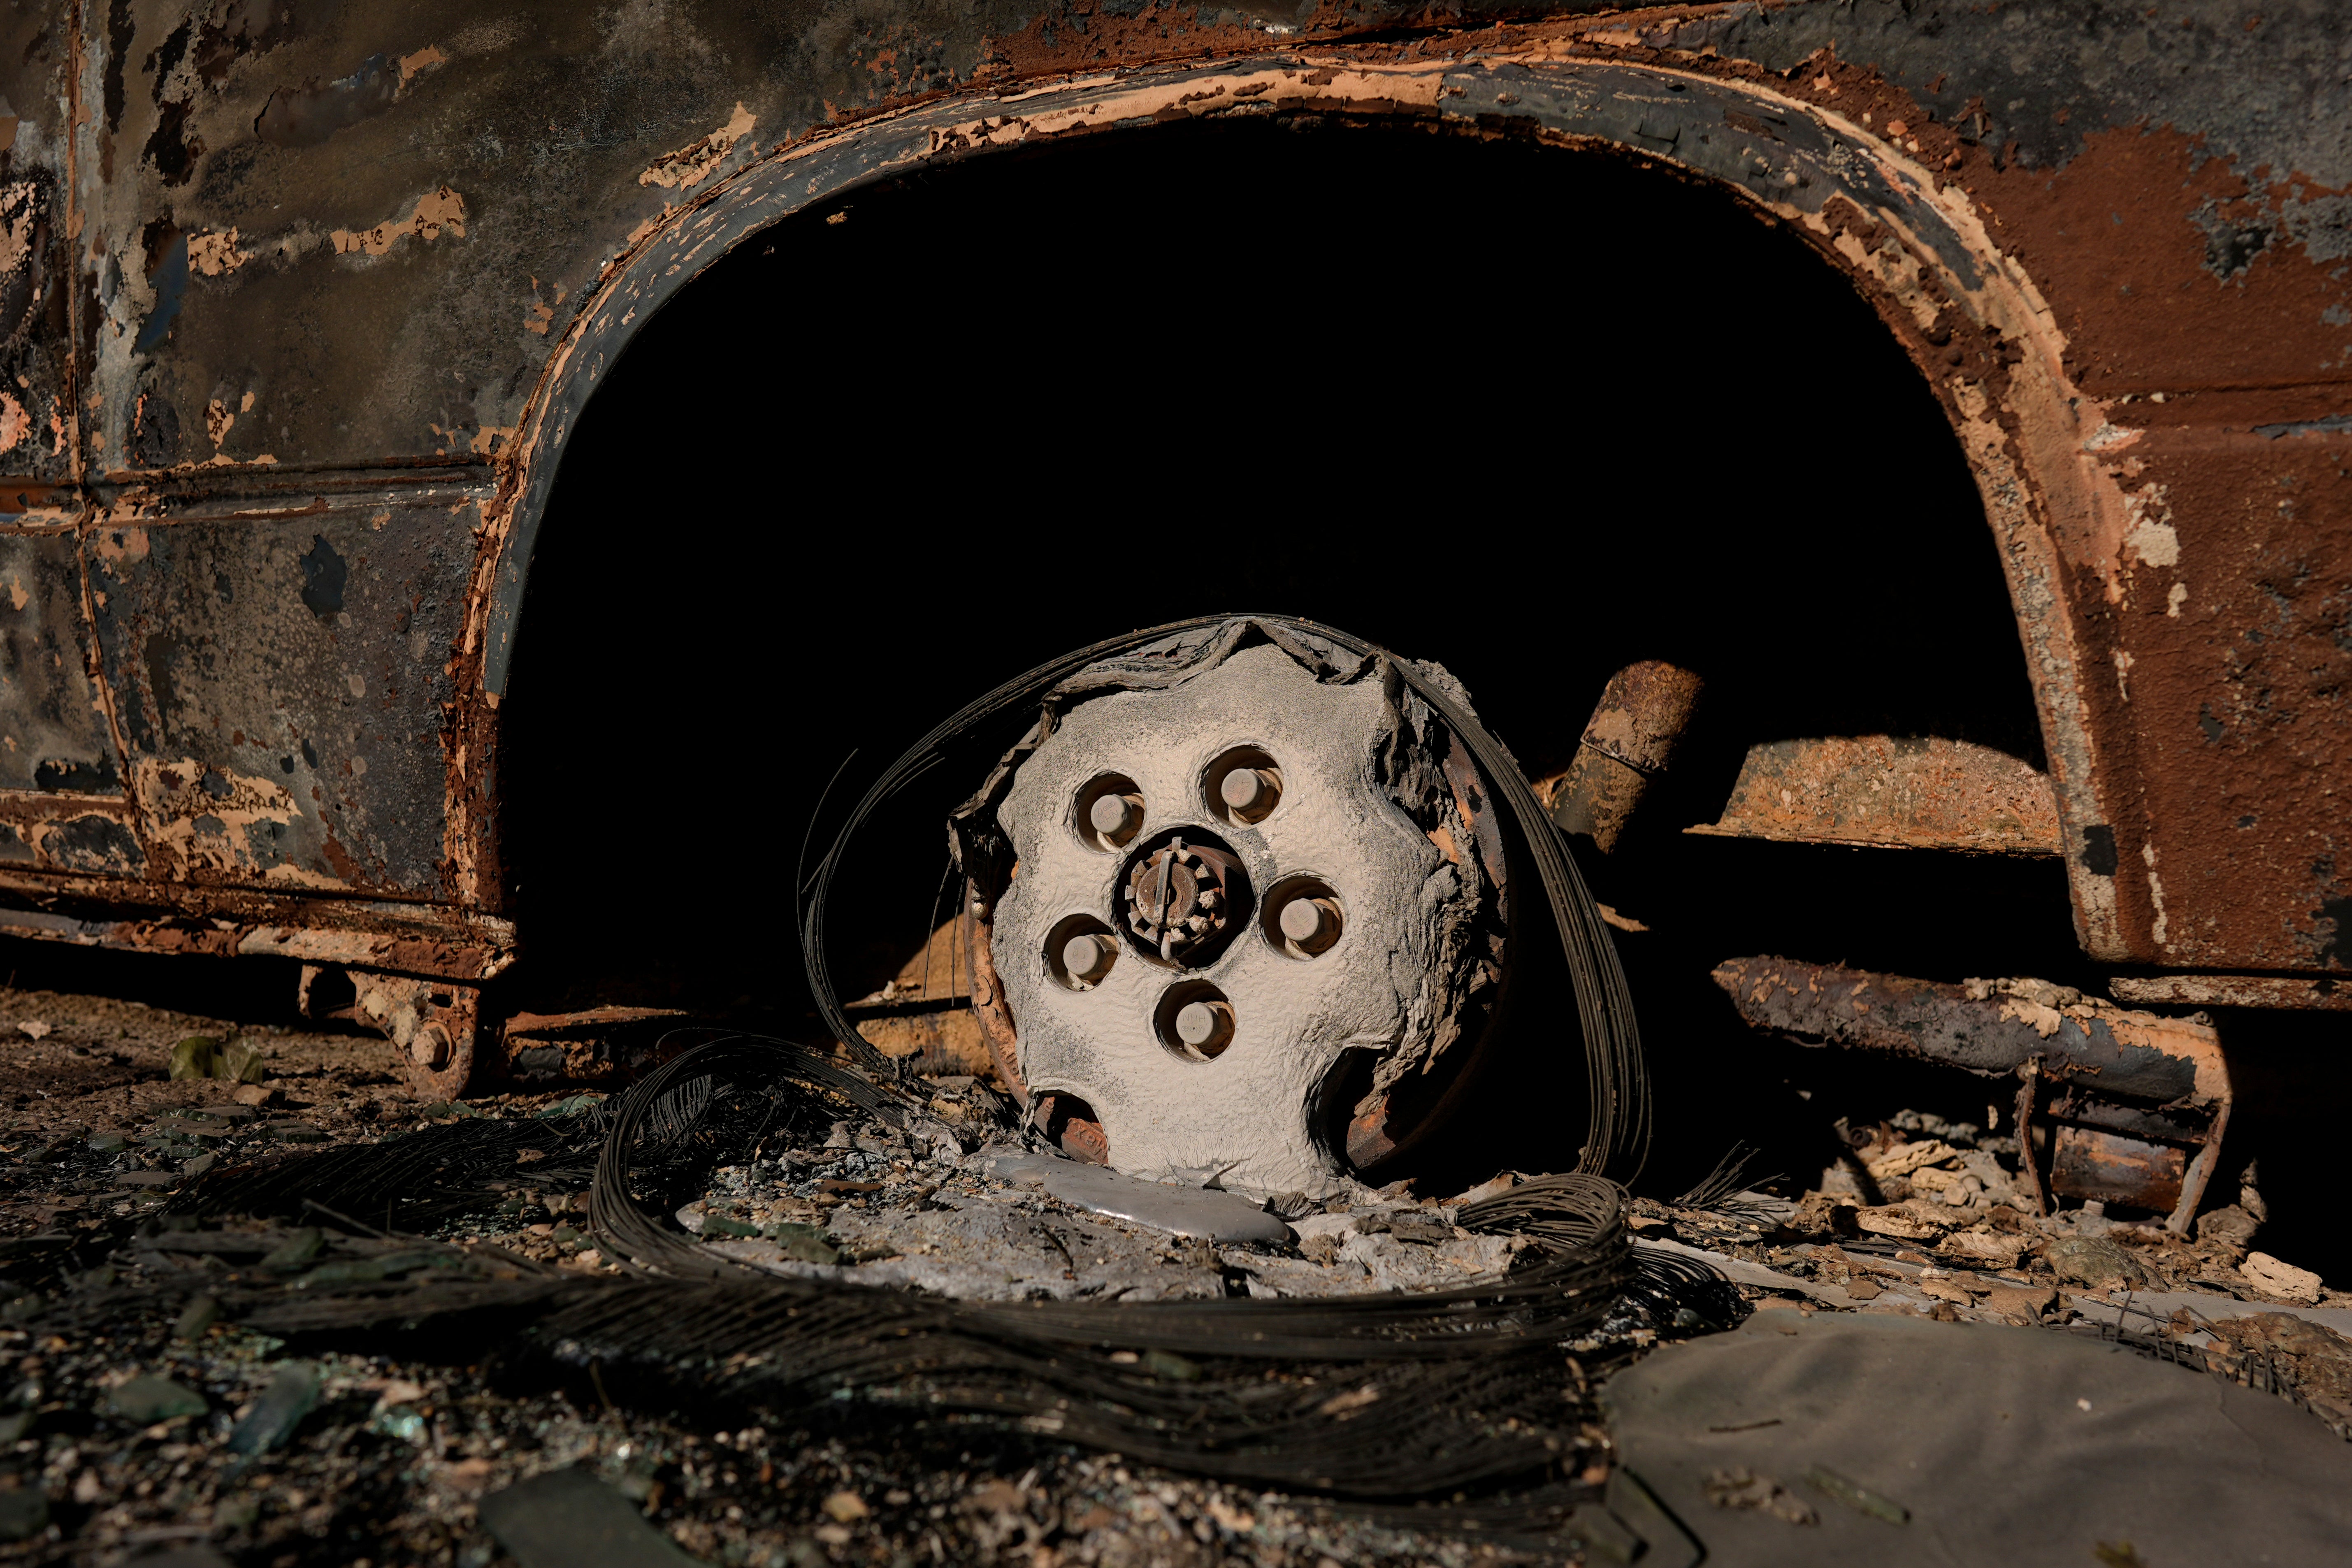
[1063, 932, 1116, 983]
[1279, 898, 1329, 944]
[1175, 999, 1231, 1050]
[1089, 793, 1138, 838]
[1220, 768, 1270, 813]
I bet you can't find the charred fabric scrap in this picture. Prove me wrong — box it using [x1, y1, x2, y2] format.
[803, 616, 1652, 1186]
[1712, 957, 2231, 1229]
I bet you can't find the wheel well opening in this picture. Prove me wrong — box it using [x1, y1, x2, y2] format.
[503, 109, 2051, 1188]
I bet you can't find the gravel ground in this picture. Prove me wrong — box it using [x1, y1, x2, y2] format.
[0, 982, 2345, 1566]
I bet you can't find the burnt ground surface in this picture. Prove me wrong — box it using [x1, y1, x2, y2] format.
[0, 971, 2343, 1567]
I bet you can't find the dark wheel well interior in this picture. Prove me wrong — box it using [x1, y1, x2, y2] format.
[505, 110, 2065, 1194]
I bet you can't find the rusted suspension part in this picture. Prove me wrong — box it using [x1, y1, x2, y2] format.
[308, 968, 483, 1100]
[1540, 660, 1703, 854]
[1712, 955, 2232, 1231]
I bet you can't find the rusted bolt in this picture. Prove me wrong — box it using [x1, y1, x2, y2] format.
[1062, 932, 1117, 984]
[1120, 832, 1248, 966]
[410, 1022, 453, 1071]
[1089, 793, 1138, 839]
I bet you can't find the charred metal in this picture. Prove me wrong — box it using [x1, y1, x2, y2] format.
[0, 0, 2323, 1100]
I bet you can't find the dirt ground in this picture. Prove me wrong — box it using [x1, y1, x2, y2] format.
[0, 976, 2345, 1567]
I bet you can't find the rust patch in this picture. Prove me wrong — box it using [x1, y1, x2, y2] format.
[186, 229, 248, 276]
[2111, 973, 2352, 1013]
[130, 757, 308, 883]
[1688, 735, 2062, 856]
[331, 186, 467, 258]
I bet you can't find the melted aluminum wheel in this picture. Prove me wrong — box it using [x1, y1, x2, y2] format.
[963, 627, 1510, 1195]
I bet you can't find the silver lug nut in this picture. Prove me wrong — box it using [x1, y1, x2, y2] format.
[1219, 768, 1269, 813]
[1175, 1000, 1228, 1049]
[1279, 898, 1328, 943]
[1063, 932, 1115, 983]
[1089, 793, 1137, 838]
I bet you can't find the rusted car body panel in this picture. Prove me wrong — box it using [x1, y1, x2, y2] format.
[0, 2, 2336, 1055]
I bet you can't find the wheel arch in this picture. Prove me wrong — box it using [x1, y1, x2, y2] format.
[467, 52, 2134, 957]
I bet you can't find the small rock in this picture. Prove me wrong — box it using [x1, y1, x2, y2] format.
[2243, 1252, 2324, 1306]
[229, 1083, 276, 1108]
[1702, 1467, 1816, 1525]
[822, 1490, 869, 1524]
[228, 1362, 319, 1456]
[1978, 1283, 2055, 1322]
[1865, 1140, 1956, 1180]
[16, 1020, 49, 1040]
[1142, 1349, 1203, 1382]
[102, 1374, 207, 1424]
[479, 1465, 701, 1568]
[1938, 1228, 2027, 1270]
[2044, 1235, 2159, 1292]
[173, 1294, 220, 1342]
[1851, 1202, 1948, 1241]
[86, 1132, 127, 1155]
[2196, 1203, 2260, 1255]
[169, 1036, 224, 1080]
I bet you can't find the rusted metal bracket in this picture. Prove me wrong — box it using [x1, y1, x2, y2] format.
[306, 969, 483, 1101]
[1538, 661, 1703, 854]
[2111, 974, 2352, 1013]
[1713, 956, 2232, 1232]
[1687, 736, 2061, 855]
[501, 1006, 698, 1087]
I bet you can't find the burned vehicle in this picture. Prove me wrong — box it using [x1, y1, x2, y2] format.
[0, 6, 2346, 1559]
[0, 0, 2338, 1208]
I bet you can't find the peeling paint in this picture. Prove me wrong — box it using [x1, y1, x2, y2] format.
[639, 103, 756, 191]
[331, 186, 467, 257]
[132, 757, 303, 877]
[2122, 499, 2181, 569]
[186, 229, 249, 276]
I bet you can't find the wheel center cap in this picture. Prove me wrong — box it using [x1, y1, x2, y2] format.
[1119, 829, 1250, 966]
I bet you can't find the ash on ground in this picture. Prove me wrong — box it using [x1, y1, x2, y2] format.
[0, 986, 2345, 1565]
